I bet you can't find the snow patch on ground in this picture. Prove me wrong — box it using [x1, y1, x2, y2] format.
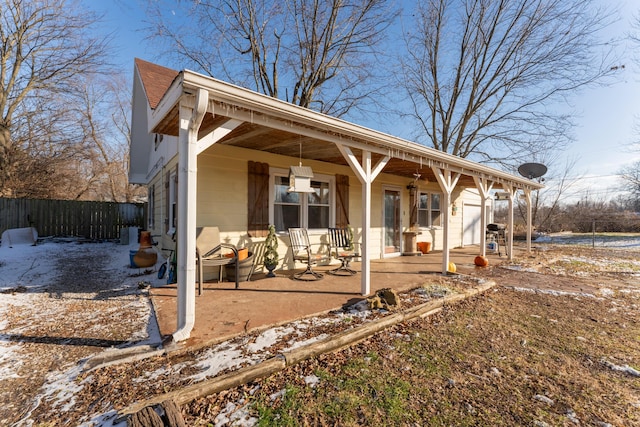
[0, 238, 163, 425]
[247, 326, 296, 353]
[512, 287, 598, 299]
[188, 345, 249, 382]
[601, 359, 640, 377]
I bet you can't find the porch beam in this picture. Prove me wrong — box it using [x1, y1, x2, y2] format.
[432, 167, 460, 275]
[195, 118, 243, 155]
[173, 88, 209, 343]
[473, 176, 494, 257]
[336, 143, 389, 296]
[201, 102, 542, 191]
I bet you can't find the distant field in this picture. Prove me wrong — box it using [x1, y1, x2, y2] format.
[535, 232, 640, 248]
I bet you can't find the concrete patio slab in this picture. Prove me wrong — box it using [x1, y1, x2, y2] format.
[150, 246, 517, 349]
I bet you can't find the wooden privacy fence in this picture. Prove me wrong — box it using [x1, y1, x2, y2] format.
[0, 198, 146, 240]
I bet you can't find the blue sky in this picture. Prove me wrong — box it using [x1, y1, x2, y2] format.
[87, 0, 640, 202]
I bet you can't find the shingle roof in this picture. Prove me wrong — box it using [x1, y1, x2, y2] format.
[135, 58, 179, 110]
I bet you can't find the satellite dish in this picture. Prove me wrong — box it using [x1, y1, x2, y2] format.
[518, 162, 547, 179]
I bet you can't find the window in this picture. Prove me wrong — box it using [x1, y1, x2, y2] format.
[418, 192, 441, 227]
[271, 169, 334, 232]
[154, 133, 163, 151]
[168, 171, 177, 234]
[274, 176, 300, 231]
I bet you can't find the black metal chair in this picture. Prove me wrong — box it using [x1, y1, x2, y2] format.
[327, 227, 359, 276]
[288, 228, 325, 281]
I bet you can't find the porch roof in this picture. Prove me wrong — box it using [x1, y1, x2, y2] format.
[136, 58, 543, 192]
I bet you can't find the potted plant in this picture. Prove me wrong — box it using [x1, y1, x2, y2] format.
[263, 224, 279, 277]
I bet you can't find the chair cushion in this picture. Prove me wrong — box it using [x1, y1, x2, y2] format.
[225, 247, 248, 261]
[336, 250, 357, 257]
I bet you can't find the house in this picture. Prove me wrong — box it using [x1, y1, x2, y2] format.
[129, 58, 543, 342]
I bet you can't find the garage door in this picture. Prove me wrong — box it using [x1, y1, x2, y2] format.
[463, 204, 482, 246]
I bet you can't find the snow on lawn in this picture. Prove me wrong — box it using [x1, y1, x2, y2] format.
[0, 237, 162, 426]
[535, 233, 640, 248]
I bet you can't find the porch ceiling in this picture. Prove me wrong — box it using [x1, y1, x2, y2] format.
[160, 109, 476, 187]
[213, 120, 461, 186]
[149, 70, 543, 192]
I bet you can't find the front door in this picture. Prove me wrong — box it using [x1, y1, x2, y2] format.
[383, 189, 401, 255]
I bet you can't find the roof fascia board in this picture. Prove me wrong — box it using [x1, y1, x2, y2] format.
[174, 70, 542, 191]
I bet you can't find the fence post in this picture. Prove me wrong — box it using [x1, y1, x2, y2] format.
[592, 220, 596, 248]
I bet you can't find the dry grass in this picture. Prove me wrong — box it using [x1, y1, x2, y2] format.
[185, 245, 640, 426]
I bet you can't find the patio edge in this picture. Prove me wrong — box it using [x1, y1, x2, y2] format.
[116, 278, 496, 422]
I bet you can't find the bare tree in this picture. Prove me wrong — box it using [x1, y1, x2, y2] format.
[621, 11, 640, 206]
[0, 0, 110, 195]
[513, 157, 582, 233]
[72, 74, 145, 202]
[146, 0, 396, 117]
[619, 161, 640, 196]
[399, 0, 620, 166]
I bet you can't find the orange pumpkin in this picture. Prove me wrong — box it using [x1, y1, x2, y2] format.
[474, 255, 489, 267]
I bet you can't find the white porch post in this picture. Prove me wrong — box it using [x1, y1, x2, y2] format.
[335, 144, 388, 296]
[523, 189, 532, 252]
[361, 154, 372, 296]
[433, 167, 460, 274]
[473, 176, 494, 257]
[503, 185, 516, 261]
[173, 88, 208, 343]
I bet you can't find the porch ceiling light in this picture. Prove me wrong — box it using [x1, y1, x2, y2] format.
[288, 164, 315, 193]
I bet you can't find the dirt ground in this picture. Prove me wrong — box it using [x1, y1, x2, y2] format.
[2, 243, 639, 426]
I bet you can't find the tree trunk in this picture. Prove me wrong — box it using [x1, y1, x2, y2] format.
[0, 123, 11, 191]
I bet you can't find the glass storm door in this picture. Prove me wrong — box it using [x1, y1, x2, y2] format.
[384, 189, 401, 254]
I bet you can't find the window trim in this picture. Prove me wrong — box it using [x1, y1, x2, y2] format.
[269, 167, 335, 234]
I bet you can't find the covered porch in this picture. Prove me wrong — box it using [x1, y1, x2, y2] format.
[150, 245, 517, 349]
[131, 59, 543, 342]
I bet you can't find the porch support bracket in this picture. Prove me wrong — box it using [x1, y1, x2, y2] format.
[173, 88, 209, 343]
[335, 142, 389, 296]
[195, 118, 243, 155]
[432, 167, 460, 275]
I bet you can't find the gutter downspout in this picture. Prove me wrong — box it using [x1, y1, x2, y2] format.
[172, 88, 208, 343]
